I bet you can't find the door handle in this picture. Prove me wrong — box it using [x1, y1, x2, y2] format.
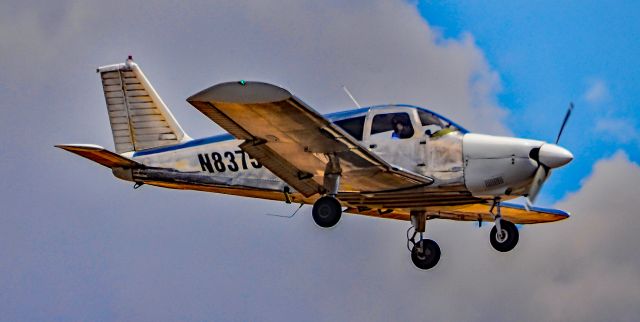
[369, 144, 377, 149]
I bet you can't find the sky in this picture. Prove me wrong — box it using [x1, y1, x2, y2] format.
[420, 0, 640, 204]
[1, 1, 639, 321]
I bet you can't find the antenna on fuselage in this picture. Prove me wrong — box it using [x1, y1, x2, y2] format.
[342, 85, 362, 108]
[264, 203, 304, 218]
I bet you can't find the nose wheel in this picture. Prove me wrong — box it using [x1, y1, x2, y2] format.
[489, 198, 519, 252]
[490, 219, 519, 252]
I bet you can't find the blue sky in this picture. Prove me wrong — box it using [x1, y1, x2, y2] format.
[419, 0, 640, 204]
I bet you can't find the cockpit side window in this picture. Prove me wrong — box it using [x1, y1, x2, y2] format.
[334, 116, 366, 141]
[371, 112, 415, 139]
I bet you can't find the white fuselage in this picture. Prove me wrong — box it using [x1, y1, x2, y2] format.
[126, 130, 568, 203]
[130, 138, 288, 193]
[121, 101, 573, 206]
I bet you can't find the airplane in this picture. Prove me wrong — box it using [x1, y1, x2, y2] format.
[57, 57, 574, 270]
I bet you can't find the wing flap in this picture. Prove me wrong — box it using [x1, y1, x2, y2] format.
[240, 140, 322, 197]
[187, 82, 433, 197]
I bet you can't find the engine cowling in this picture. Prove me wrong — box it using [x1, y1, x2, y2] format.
[462, 134, 542, 197]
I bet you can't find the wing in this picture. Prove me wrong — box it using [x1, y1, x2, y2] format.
[435, 202, 570, 224]
[345, 202, 569, 224]
[452, 202, 570, 224]
[187, 81, 433, 197]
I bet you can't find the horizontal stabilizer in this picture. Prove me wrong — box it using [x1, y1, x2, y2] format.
[55, 144, 140, 168]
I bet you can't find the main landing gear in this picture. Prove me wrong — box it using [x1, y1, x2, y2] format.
[407, 211, 441, 270]
[312, 155, 343, 228]
[489, 198, 519, 252]
[312, 196, 342, 228]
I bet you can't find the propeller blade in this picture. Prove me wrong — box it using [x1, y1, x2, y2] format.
[555, 102, 574, 144]
[526, 165, 550, 206]
[526, 102, 573, 210]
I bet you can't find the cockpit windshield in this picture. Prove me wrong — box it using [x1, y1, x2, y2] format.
[417, 109, 461, 137]
[327, 104, 468, 142]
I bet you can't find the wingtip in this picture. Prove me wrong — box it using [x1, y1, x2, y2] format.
[55, 144, 105, 152]
[187, 81, 292, 105]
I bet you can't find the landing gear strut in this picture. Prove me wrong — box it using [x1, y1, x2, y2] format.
[312, 154, 343, 228]
[407, 211, 441, 270]
[489, 198, 519, 252]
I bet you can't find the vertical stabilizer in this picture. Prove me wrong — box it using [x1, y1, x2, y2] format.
[98, 57, 190, 153]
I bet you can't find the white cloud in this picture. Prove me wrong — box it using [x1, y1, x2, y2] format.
[583, 78, 610, 104]
[595, 118, 640, 145]
[50, 149, 637, 322]
[524, 151, 640, 320]
[0, 0, 509, 136]
[0, 1, 512, 318]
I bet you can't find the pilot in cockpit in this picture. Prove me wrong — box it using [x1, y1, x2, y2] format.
[391, 114, 413, 139]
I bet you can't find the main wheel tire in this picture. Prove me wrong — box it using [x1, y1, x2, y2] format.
[411, 239, 441, 270]
[490, 220, 519, 252]
[312, 196, 342, 228]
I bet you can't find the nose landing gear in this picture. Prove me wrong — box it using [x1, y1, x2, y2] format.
[489, 198, 519, 252]
[407, 211, 441, 270]
[490, 220, 519, 252]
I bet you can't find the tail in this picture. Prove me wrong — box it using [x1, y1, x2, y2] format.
[55, 144, 140, 182]
[98, 56, 191, 153]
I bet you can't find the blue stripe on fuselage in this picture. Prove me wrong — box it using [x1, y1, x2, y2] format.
[133, 133, 235, 157]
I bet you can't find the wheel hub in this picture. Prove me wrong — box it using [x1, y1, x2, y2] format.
[416, 246, 431, 260]
[410, 238, 441, 270]
[496, 229, 508, 243]
[318, 205, 331, 218]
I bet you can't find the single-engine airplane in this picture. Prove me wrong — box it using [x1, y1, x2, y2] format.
[58, 57, 574, 269]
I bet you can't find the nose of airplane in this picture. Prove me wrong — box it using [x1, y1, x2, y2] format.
[537, 143, 574, 168]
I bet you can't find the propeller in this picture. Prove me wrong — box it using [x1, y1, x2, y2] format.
[555, 102, 574, 144]
[525, 163, 549, 208]
[525, 103, 574, 209]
